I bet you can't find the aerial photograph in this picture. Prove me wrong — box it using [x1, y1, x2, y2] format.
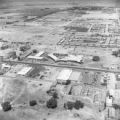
[0, 0, 120, 120]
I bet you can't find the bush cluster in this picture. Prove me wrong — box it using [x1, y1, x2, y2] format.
[64, 100, 84, 110]
[46, 98, 57, 109]
[1, 102, 12, 112]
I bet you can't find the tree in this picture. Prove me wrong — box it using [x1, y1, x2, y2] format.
[92, 56, 100, 61]
[65, 80, 71, 85]
[101, 81, 107, 86]
[1, 102, 12, 112]
[52, 92, 58, 99]
[46, 90, 51, 94]
[33, 49, 38, 53]
[74, 100, 84, 109]
[18, 56, 21, 61]
[113, 104, 120, 109]
[46, 98, 57, 109]
[29, 100, 37, 106]
[64, 101, 74, 110]
[112, 51, 119, 57]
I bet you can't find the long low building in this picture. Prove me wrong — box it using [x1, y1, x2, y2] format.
[48, 53, 83, 63]
[27, 56, 43, 60]
[60, 55, 83, 63]
[17, 66, 32, 76]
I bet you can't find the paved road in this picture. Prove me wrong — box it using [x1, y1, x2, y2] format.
[2, 60, 120, 73]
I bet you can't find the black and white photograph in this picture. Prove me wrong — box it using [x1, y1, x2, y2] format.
[0, 0, 119, 120]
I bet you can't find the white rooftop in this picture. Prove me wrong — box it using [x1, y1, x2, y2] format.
[48, 53, 58, 61]
[61, 55, 83, 63]
[57, 69, 72, 81]
[17, 66, 32, 75]
[34, 51, 44, 57]
[28, 51, 44, 59]
[28, 56, 43, 60]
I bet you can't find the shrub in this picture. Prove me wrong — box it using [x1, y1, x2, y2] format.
[65, 80, 71, 85]
[92, 56, 100, 61]
[64, 101, 74, 110]
[46, 90, 51, 94]
[1, 102, 12, 112]
[52, 92, 58, 99]
[46, 98, 57, 109]
[33, 49, 38, 53]
[113, 104, 120, 109]
[64, 101, 84, 110]
[74, 100, 84, 109]
[112, 51, 119, 57]
[29, 100, 37, 106]
[18, 56, 21, 61]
